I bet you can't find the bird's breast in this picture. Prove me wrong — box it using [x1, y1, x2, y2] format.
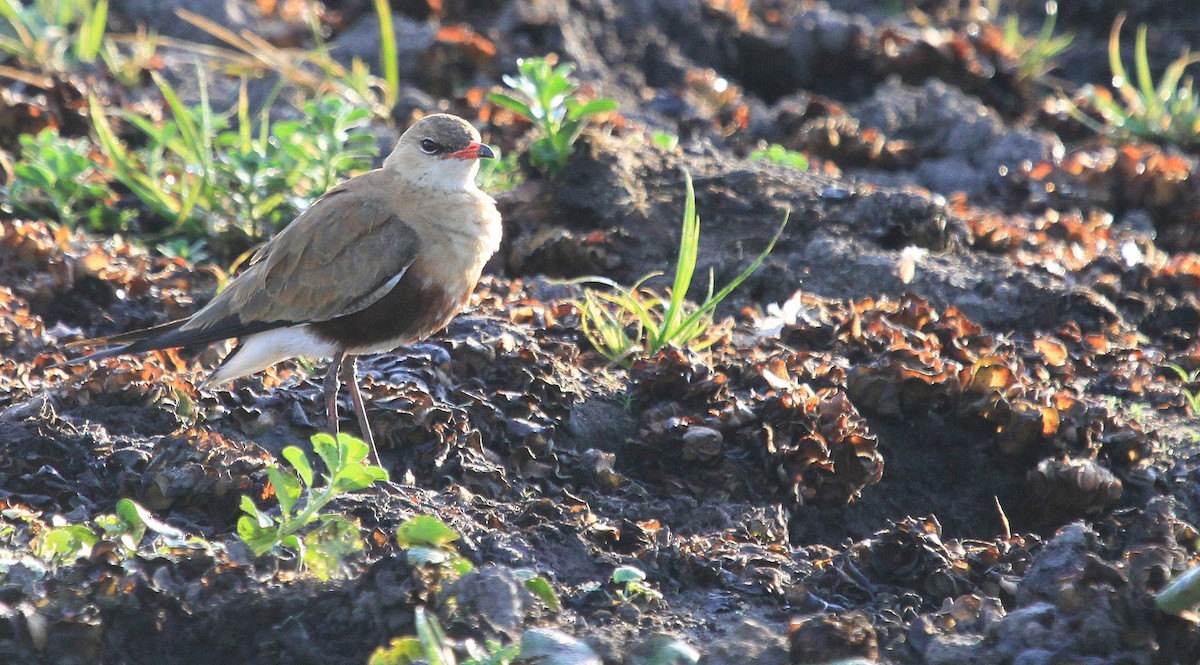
[309, 186, 500, 355]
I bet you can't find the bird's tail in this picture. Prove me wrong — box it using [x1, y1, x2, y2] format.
[53, 318, 190, 368]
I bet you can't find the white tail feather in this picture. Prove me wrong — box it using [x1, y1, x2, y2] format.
[202, 326, 337, 387]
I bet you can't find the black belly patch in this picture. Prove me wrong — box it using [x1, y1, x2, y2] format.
[310, 275, 462, 349]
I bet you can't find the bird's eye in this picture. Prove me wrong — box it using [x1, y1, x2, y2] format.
[419, 138, 440, 155]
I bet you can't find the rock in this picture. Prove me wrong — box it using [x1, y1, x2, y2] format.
[788, 612, 879, 663]
[519, 628, 601, 665]
[441, 566, 531, 638]
[627, 633, 700, 665]
[923, 634, 985, 665]
[700, 619, 788, 665]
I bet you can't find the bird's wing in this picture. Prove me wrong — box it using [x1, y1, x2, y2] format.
[181, 171, 422, 333]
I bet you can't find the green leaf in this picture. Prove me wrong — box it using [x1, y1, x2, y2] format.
[405, 546, 451, 566]
[657, 170, 699, 345]
[237, 515, 279, 555]
[448, 556, 474, 576]
[115, 498, 182, 543]
[611, 565, 647, 584]
[369, 637, 426, 665]
[651, 132, 679, 151]
[414, 608, 454, 665]
[38, 524, 99, 563]
[488, 93, 534, 120]
[266, 467, 301, 517]
[239, 495, 272, 528]
[282, 446, 314, 487]
[396, 516, 460, 548]
[312, 431, 341, 474]
[282, 534, 302, 553]
[331, 464, 377, 492]
[567, 98, 618, 119]
[76, 0, 108, 63]
[523, 575, 561, 612]
[1157, 565, 1200, 615]
[373, 0, 399, 110]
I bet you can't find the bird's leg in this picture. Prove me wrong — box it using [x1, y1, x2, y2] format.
[340, 355, 381, 467]
[324, 351, 344, 439]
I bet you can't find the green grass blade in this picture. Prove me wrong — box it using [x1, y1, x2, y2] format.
[1108, 16, 1130, 91]
[373, 0, 399, 111]
[90, 93, 180, 217]
[76, 0, 108, 63]
[151, 72, 203, 163]
[1133, 25, 1160, 118]
[658, 171, 700, 347]
[0, 0, 33, 53]
[195, 67, 217, 174]
[237, 77, 252, 155]
[674, 212, 790, 339]
[568, 98, 618, 120]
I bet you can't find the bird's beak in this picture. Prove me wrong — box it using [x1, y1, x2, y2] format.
[446, 141, 495, 160]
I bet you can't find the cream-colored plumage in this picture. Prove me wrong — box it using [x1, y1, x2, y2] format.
[65, 113, 501, 464]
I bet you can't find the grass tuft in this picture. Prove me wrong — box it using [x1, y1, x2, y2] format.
[1073, 14, 1200, 149]
[577, 171, 788, 366]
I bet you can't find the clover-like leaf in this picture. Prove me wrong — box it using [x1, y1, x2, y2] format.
[396, 516, 460, 548]
[282, 446, 314, 487]
[237, 515, 278, 555]
[38, 525, 99, 563]
[266, 467, 302, 518]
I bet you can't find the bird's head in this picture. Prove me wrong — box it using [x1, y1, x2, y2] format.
[385, 113, 495, 191]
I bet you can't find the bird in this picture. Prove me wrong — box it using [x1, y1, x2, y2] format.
[60, 113, 501, 466]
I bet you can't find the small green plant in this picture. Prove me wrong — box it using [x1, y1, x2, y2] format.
[99, 25, 159, 87]
[513, 568, 562, 612]
[155, 237, 210, 263]
[577, 171, 788, 366]
[750, 143, 809, 171]
[89, 71, 222, 233]
[36, 522, 97, 564]
[475, 147, 523, 194]
[238, 432, 388, 580]
[0, 0, 108, 70]
[36, 498, 180, 564]
[394, 516, 560, 610]
[489, 56, 618, 175]
[1074, 15, 1200, 149]
[396, 515, 474, 577]
[5, 127, 132, 232]
[370, 607, 521, 665]
[610, 565, 662, 604]
[1167, 363, 1200, 415]
[89, 72, 373, 250]
[999, 1, 1073, 81]
[651, 131, 679, 151]
[1098, 395, 1154, 425]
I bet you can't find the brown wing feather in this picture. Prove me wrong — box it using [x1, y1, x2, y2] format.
[180, 170, 421, 333]
[58, 170, 422, 368]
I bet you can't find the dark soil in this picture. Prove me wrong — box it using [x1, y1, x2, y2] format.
[3, 1, 1200, 664]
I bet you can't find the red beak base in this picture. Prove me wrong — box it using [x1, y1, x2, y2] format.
[446, 141, 496, 160]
